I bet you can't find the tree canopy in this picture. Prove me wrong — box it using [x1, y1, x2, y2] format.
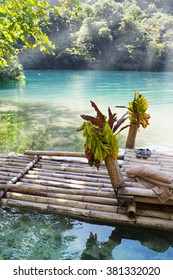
[18, 0, 173, 72]
[0, 0, 79, 80]
[1, 0, 173, 81]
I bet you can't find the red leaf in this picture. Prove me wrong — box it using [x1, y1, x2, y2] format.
[113, 112, 128, 132]
[80, 115, 103, 127]
[90, 101, 105, 123]
[108, 107, 117, 129]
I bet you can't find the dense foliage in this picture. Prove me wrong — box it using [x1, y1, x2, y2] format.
[1, 0, 173, 81]
[20, 0, 173, 72]
[77, 101, 128, 169]
[0, 0, 79, 81]
[118, 91, 150, 128]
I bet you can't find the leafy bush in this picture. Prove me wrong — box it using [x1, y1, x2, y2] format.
[0, 57, 25, 82]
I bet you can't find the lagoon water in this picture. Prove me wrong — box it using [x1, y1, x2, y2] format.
[0, 70, 173, 260]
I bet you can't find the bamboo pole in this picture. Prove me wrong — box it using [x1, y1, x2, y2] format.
[0, 156, 39, 199]
[19, 178, 109, 191]
[134, 196, 173, 206]
[123, 165, 173, 172]
[136, 201, 173, 212]
[125, 123, 138, 149]
[34, 164, 109, 176]
[136, 208, 173, 221]
[22, 173, 112, 188]
[0, 166, 22, 173]
[0, 184, 117, 205]
[6, 157, 35, 164]
[4, 192, 118, 213]
[0, 198, 135, 224]
[0, 162, 31, 168]
[0, 181, 113, 195]
[0, 170, 20, 176]
[123, 159, 160, 165]
[25, 150, 86, 157]
[10, 189, 118, 205]
[0, 198, 173, 230]
[27, 169, 111, 184]
[9, 155, 40, 184]
[125, 155, 173, 163]
[118, 186, 173, 200]
[11, 185, 116, 199]
[104, 155, 124, 191]
[1, 198, 173, 230]
[33, 167, 110, 180]
[0, 174, 14, 180]
[25, 150, 125, 160]
[127, 202, 136, 218]
[136, 216, 173, 231]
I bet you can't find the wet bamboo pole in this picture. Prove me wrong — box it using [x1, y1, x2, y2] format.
[0, 184, 117, 205]
[4, 192, 118, 213]
[0, 198, 135, 224]
[136, 216, 173, 231]
[14, 191, 117, 205]
[1, 198, 173, 230]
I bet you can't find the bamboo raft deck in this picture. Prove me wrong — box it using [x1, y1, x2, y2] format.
[0, 149, 173, 231]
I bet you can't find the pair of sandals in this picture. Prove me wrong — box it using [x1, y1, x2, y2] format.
[136, 148, 151, 159]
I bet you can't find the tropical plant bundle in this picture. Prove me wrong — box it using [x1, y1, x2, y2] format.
[116, 91, 150, 149]
[77, 101, 128, 170]
[117, 91, 150, 128]
[128, 91, 150, 128]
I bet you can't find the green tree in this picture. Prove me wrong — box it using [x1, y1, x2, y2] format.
[0, 0, 79, 80]
[10, 0, 173, 72]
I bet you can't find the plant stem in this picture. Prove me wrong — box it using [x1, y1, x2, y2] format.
[104, 155, 124, 193]
[125, 123, 138, 149]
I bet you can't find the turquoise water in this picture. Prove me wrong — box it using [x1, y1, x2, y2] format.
[1, 70, 173, 150]
[0, 70, 173, 260]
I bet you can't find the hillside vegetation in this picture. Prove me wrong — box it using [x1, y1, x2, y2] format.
[20, 0, 173, 72]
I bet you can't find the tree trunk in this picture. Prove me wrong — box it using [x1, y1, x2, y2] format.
[125, 123, 138, 149]
[105, 155, 124, 193]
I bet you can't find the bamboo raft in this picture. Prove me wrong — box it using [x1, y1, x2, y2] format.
[0, 149, 173, 231]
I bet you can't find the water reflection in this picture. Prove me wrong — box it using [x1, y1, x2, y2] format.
[81, 225, 173, 260]
[0, 206, 173, 260]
